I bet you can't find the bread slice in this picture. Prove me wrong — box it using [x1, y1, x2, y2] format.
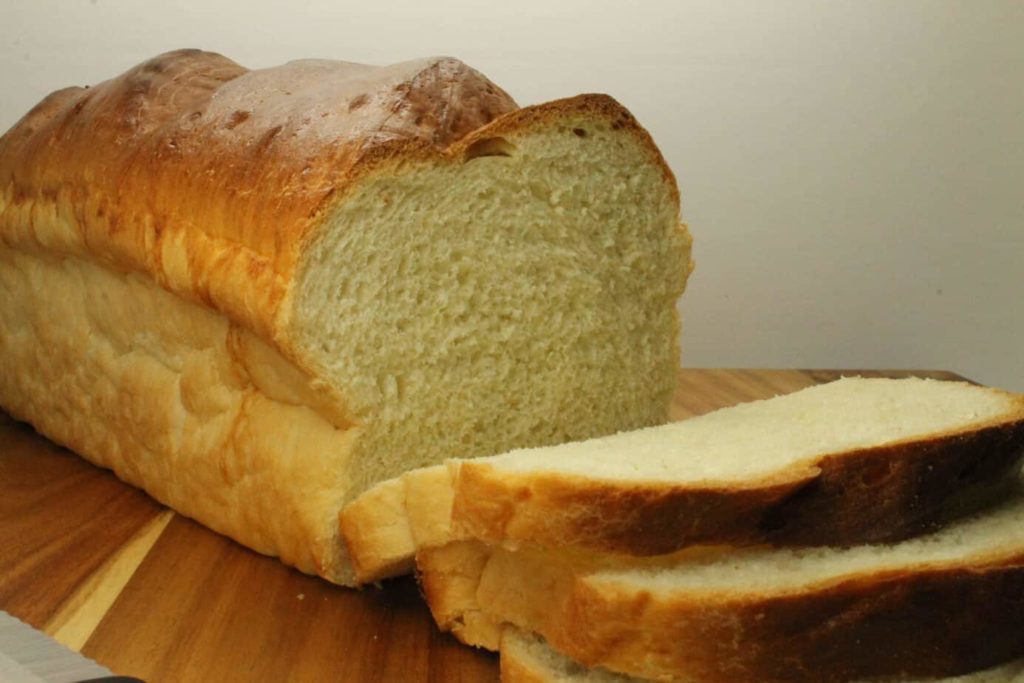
[0, 50, 691, 584]
[451, 377, 1024, 555]
[339, 464, 457, 582]
[344, 377, 1024, 583]
[499, 629, 1024, 683]
[419, 486, 1024, 682]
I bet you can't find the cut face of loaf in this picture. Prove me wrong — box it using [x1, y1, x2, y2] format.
[342, 377, 1024, 584]
[295, 93, 691, 496]
[498, 628, 1024, 683]
[0, 50, 691, 584]
[419, 488, 1024, 682]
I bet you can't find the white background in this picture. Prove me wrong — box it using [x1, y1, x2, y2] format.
[2, 1, 1022, 390]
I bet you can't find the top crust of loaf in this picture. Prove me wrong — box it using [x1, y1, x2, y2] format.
[0, 49, 518, 350]
[0, 48, 678, 364]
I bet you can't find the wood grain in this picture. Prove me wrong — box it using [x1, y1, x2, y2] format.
[46, 510, 174, 650]
[0, 369, 968, 682]
[0, 420, 166, 629]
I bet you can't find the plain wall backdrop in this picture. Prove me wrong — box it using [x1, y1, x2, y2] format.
[2, 0, 1022, 390]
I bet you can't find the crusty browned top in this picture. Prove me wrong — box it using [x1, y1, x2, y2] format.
[0, 49, 517, 339]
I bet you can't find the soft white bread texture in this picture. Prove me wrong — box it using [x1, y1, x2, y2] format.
[0, 50, 692, 584]
[420, 487, 1024, 682]
[343, 377, 1024, 583]
[498, 629, 1024, 683]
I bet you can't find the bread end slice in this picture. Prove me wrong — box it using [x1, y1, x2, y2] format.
[340, 464, 460, 584]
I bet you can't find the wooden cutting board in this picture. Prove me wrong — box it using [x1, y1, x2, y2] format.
[0, 368, 966, 682]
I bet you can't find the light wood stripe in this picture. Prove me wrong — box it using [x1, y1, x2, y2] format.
[44, 510, 174, 650]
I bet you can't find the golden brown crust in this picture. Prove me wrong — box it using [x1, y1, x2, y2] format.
[498, 626, 1024, 683]
[452, 411, 1024, 556]
[0, 247, 362, 582]
[419, 532, 1024, 680]
[0, 50, 518, 345]
[417, 541, 504, 650]
[338, 464, 464, 584]
[444, 92, 680, 208]
[338, 476, 416, 582]
[0, 49, 676, 367]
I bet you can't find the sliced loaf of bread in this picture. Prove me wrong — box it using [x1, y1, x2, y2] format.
[343, 377, 1024, 583]
[499, 629, 1024, 683]
[419, 485, 1024, 682]
[0, 50, 692, 584]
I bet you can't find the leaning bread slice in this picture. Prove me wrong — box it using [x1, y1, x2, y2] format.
[339, 464, 458, 583]
[499, 628, 1024, 683]
[451, 377, 1024, 555]
[420, 487, 1024, 682]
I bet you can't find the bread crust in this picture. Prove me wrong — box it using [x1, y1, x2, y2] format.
[337, 476, 416, 582]
[0, 49, 518, 347]
[0, 247, 365, 582]
[339, 464, 462, 584]
[417, 541, 504, 651]
[0, 48, 678, 350]
[453, 410, 1024, 556]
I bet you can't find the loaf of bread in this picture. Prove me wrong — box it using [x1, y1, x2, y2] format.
[498, 628, 1024, 683]
[341, 377, 1024, 582]
[0, 49, 692, 584]
[419, 487, 1024, 681]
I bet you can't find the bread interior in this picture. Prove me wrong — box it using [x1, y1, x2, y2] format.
[296, 116, 691, 498]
